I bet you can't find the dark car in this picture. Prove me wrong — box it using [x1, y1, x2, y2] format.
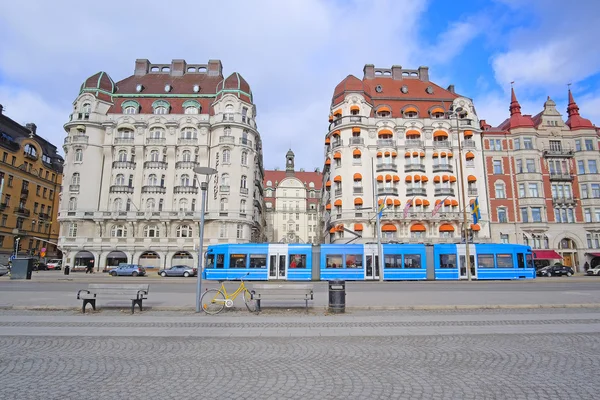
[34, 263, 48, 271]
[158, 265, 197, 277]
[537, 265, 574, 277]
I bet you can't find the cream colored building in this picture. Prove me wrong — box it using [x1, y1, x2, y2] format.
[59, 59, 267, 271]
[320, 64, 490, 243]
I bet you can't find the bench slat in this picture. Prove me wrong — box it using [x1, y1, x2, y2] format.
[252, 284, 313, 290]
[88, 284, 149, 291]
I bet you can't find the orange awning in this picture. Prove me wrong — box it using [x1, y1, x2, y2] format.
[447, 152, 453, 158]
[382, 224, 397, 232]
[329, 227, 336, 233]
[353, 149, 361, 157]
[393, 175, 400, 182]
[385, 174, 392, 182]
[335, 224, 344, 231]
[325, 138, 330, 144]
[325, 180, 332, 187]
[433, 130, 448, 138]
[439, 224, 455, 232]
[353, 173, 362, 180]
[378, 129, 393, 137]
[394, 199, 401, 206]
[391, 151, 397, 157]
[334, 175, 342, 182]
[325, 158, 331, 165]
[423, 200, 430, 207]
[433, 176, 441, 183]
[333, 109, 342, 116]
[332, 130, 340, 136]
[333, 152, 341, 159]
[415, 199, 423, 206]
[386, 198, 393, 205]
[432, 152, 439, 158]
[414, 174, 421, 182]
[435, 199, 441, 205]
[377, 106, 391, 113]
[350, 105, 360, 112]
[471, 224, 480, 231]
[354, 223, 363, 231]
[384, 151, 390, 157]
[444, 199, 451, 206]
[405, 152, 411, 158]
[334, 199, 342, 206]
[430, 107, 445, 114]
[326, 204, 331, 210]
[352, 127, 361, 133]
[464, 130, 473, 137]
[378, 199, 384, 205]
[421, 176, 429, 182]
[354, 198, 363, 205]
[450, 176, 457, 183]
[405, 176, 412, 182]
[405, 129, 420, 137]
[403, 106, 418, 114]
[328, 115, 333, 122]
[410, 224, 426, 232]
[420, 151, 425, 157]
[442, 175, 449, 182]
[440, 152, 447, 157]
[468, 175, 477, 182]
[412, 151, 419, 157]
[451, 200, 459, 207]
[376, 175, 383, 182]
[466, 152, 475, 159]
[377, 151, 383, 157]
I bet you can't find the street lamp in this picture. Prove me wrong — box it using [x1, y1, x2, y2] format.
[193, 166, 218, 313]
[447, 105, 472, 281]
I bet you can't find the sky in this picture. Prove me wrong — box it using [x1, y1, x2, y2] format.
[1, 0, 599, 171]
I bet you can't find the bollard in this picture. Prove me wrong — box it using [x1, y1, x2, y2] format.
[328, 280, 346, 313]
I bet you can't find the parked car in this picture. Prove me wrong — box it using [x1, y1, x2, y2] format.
[537, 265, 574, 277]
[158, 265, 197, 277]
[586, 266, 600, 276]
[47, 259, 62, 270]
[109, 264, 146, 277]
[0, 264, 9, 276]
[34, 262, 48, 271]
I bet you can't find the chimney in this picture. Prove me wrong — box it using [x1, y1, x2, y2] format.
[134, 59, 150, 76]
[171, 59, 186, 77]
[418, 66, 429, 82]
[447, 84, 455, 94]
[207, 59, 223, 77]
[391, 65, 403, 80]
[26, 123, 37, 135]
[363, 64, 375, 79]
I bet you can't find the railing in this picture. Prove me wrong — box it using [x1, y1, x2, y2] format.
[331, 140, 343, 149]
[433, 140, 451, 149]
[219, 136, 235, 144]
[114, 137, 134, 145]
[220, 185, 230, 193]
[328, 115, 369, 130]
[549, 173, 574, 181]
[144, 161, 168, 169]
[552, 196, 576, 205]
[353, 187, 364, 195]
[174, 186, 198, 194]
[64, 135, 89, 145]
[435, 188, 455, 196]
[142, 186, 166, 194]
[38, 212, 50, 220]
[433, 164, 453, 173]
[14, 207, 30, 216]
[69, 184, 80, 192]
[0, 203, 7, 211]
[404, 164, 426, 172]
[178, 137, 198, 145]
[24, 153, 38, 161]
[240, 187, 249, 195]
[378, 187, 399, 195]
[405, 139, 424, 148]
[109, 185, 134, 194]
[146, 137, 166, 145]
[334, 189, 343, 197]
[239, 138, 253, 148]
[543, 148, 574, 157]
[406, 187, 427, 196]
[462, 139, 476, 149]
[175, 161, 199, 169]
[20, 188, 29, 196]
[468, 188, 478, 196]
[376, 163, 398, 172]
[112, 161, 136, 169]
[349, 137, 364, 145]
[377, 139, 395, 147]
[352, 160, 362, 166]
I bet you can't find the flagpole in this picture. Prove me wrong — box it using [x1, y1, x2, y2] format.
[372, 159, 383, 282]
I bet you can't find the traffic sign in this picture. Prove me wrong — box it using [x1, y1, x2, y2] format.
[41, 247, 47, 253]
[40, 252, 46, 257]
[9, 255, 15, 261]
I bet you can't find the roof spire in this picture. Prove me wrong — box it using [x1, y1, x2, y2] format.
[509, 84, 521, 116]
[567, 84, 579, 117]
[565, 84, 593, 130]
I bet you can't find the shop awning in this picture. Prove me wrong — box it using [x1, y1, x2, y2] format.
[325, 180, 331, 187]
[328, 115, 333, 122]
[384, 151, 390, 157]
[354, 223, 363, 231]
[326, 204, 331, 210]
[430, 107, 445, 114]
[439, 224, 455, 232]
[410, 224, 426, 232]
[350, 105, 360, 112]
[378, 129, 393, 137]
[334, 175, 342, 182]
[332, 130, 340, 136]
[414, 174, 421, 182]
[423, 199, 430, 206]
[382, 224, 397, 232]
[403, 106, 418, 114]
[405, 151, 411, 158]
[405, 176, 412, 182]
[329, 227, 336, 233]
[333, 152, 341, 159]
[376, 175, 383, 182]
[432, 152, 439, 158]
[450, 176, 457, 183]
[451, 199, 459, 207]
[352, 127, 361, 133]
[386, 198, 393, 205]
[393, 175, 400, 182]
[466, 151, 475, 159]
[385, 174, 392, 182]
[391, 151, 397, 157]
[447, 152, 453, 158]
[325, 138, 330, 144]
[377, 151, 383, 157]
[433, 130, 448, 138]
[470, 224, 481, 231]
[405, 129, 420, 137]
[412, 151, 419, 157]
[468, 175, 477, 182]
[420, 151, 425, 157]
[377, 106, 391, 113]
[325, 158, 331, 165]
[354, 197, 363, 205]
[394, 199, 401, 206]
[532, 250, 563, 260]
[333, 109, 342, 116]
[353, 149, 361, 157]
[353, 173, 362, 180]
[464, 130, 473, 137]
[334, 199, 342, 206]
[415, 199, 423, 206]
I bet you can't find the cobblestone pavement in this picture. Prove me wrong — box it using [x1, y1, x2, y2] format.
[1, 309, 599, 399]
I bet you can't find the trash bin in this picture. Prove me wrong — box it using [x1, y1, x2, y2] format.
[64, 265, 70, 275]
[328, 280, 346, 313]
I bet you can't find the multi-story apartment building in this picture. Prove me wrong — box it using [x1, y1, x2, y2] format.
[264, 150, 322, 243]
[320, 64, 490, 244]
[482, 88, 600, 271]
[59, 59, 267, 271]
[0, 105, 63, 264]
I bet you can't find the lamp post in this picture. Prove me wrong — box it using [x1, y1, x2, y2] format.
[193, 166, 217, 313]
[448, 106, 472, 281]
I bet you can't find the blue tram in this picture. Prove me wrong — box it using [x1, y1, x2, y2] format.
[203, 243, 535, 281]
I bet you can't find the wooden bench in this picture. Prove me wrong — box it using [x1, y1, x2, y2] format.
[77, 284, 150, 314]
[251, 284, 314, 312]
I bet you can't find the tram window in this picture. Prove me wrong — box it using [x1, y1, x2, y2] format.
[289, 254, 307, 269]
[326, 255, 343, 269]
[497, 254, 513, 268]
[404, 254, 421, 269]
[229, 254, 247, 269]
[439, 254, 456, 269]
[526, 254, 533, 268]
[216, 254, 224, 269]
[206, 254, 215, 269]
[384, 255, 402, 268]
[345, 254, 363, 268]
[477, 254, 495, 268]
[517, 253, 525, 268]
[250, 254, 267, 268]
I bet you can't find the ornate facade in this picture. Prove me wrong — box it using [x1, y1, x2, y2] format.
[59, 59, 267, 271]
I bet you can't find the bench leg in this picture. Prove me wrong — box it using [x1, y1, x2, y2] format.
[82, 299, 96, 314]
[131, 299, 143, 314]
[257, 299, 261, 313]
[305, 298, 308, 313]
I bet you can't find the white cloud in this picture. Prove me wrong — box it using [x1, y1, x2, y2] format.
[423, 21, 481, 65]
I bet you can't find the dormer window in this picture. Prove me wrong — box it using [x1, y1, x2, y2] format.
[182, 100, 201, 115]
[82, 103, 91, 118]
[350, 105, 360, 116]
[376, 106, 391, 118]
[121, 100, 140, 115]
[403, 107, 418, 118]
[429, 107, 445, 119]
[152, 100, 170, 115]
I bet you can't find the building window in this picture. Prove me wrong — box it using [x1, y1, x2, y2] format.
[523, 137, 533, 149]
[144, 225, 160, 238]
[150, 150, 159, 162]
[220, 198, 228, 211]
[68, 197, 77, 211]
[154, 106, 168, 115]
[531, 207, 542, 222]
[219, 223, 227, 238]
[516, 159, 522, 173]
[494, 182, 505, 199]
[180, 174, 191, 186]
[500, 234, 509, 244]
[223, 149, 231, 164]
[489, 139, 502, 151]
[110, 225, 127, 237]
[180, 127, 197, 139]
[578, 160, 585, 174]
[592, 184, 600, 198]
[68, 223, 78, 237]
[575, 140, 582, 152]
[117, 150, 127, 162]
[241, 175, 247, 189]
[585, 139, 594, 151]
[526, 159, 536, 173]
[528, 183, 539, 197]
[71, 173, 80, 185]
[498, 208, 507, 223]
[146, 198, 156, 211]
[147, 174, 158, 186]
[115, 174, 126, 186]
[493, 160, 502, 174]
[585, 208, 592, 223]
[520, 207, 528, 223]
[179, 199, 189, 211]
[581, 184, 589, 199]
[182, 150, 192, 162]
[240, 200, 246, 214]
[588, 160, 598, 174]
[74, 149, 83, 162]
[221, 173, 230, 186]
[184, 106, 199, 114]
[113, 198, 124, 211]
[237, 224, 243, 239]
[241, 151, 248, 166]
[124, 106, 137, 114]
[513, 139, 520, 150]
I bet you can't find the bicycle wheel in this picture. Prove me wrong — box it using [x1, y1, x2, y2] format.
[201, 289, 226, 315]
[243, 289, 258, 313]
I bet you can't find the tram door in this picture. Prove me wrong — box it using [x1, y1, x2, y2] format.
[364, 244, 380, 280]
[268, 244, 288, 280]
[457, 244, 477, 280]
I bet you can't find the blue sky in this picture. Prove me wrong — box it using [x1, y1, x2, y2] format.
[1, 0, 599, 171]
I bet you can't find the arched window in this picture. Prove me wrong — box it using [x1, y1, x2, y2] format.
[74, 149, 83, 162]
[146, 198, 156, 211]
[118, 150, 127, 162]
[240, 200, 246, 213]
[221, 173, 230, 186]
[82, 103, 91, 114]
[124, 106, 137, 114]
[266, 180, 272, 187]
[241, 151, 248, 166]
[113, 198, 123, 211]
[150, 150, 159, 162]
[24, 144, 37, 157]
[266, 189, 273, 197]
[71, 173, 80, 185]
[184, 106, 199, 114]
[147, 174, 158, 186]
[182, 150, 192, 162]
[180, 127, 197, 139]
[495, 182, 506, 199]
[241, 175, 247, 188]
[183, 100, 201, 115]
[115, 174, 125, 186]
[110, 225, 127, 237]
[220, 198, 228, 211]
[225, 104, 234, 113]
[180, 174, 190, 186]
[224, 127, 231, 136]
[179, 198, 189, 211]
[154, 106, 168, 115]
[144, 225, 160, 238]
[191, 199, 196, 211]
[126, 198, 131, 211]
[309, 182, 315, 188]
[68, 197, 77, 211]
[68, 223, 78, 237]
[117, 128, 134, 138]
[177, 225, 192, 238]
[149, 128, 164, 139]
[223, 149, 231, 164]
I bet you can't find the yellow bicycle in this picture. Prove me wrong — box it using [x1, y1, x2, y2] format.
[200, 273, 257, 315]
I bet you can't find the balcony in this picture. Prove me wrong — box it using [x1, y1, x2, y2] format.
[240, 187, 249, 195]
[64, 135, 89, 145]
[142, 186, 166, 194]
[38, 212, 50, 220]
[462, 139, 476, 149]
[331, 140, 343, 149]
[239, 138, 253, 148]
[552, 196, 576, 206]
[433, 140, 451, 149]
[433, 164, 453, 173]
[349, 137, 364, 145]
[353, 187, 363, 195]
[377, 139, 395, 147]
[20, 188, 29, 197]
[69, 184, 80, 192]
[378, 187, 399, 196]
[406, 187, 427, 196]
[404, 164, 426, 173]
[549, 173, 574, 181]
[176, 161, 199, 169]
[468, 188, 478, 196]
[144, 161, 168, 169]
[220, 185, 230, 193]
[146, 137, 166, 145]
[543, 147, 574, 158]
[109, 185, 134, 194]
[219, 136, 235, 144]
[14, 207, 30, 217]
[174, 186, 198, 194]
[112, 161, 136, 169]
[352, 159, 362, 166]
[178, 137, 198, 145]
[0, 203, 7, 211]
[114, 137, 134, 145]
[405, 139, 424, 148]
[334, 189, 343, 197]
[24, 152, 38, 161]
[435, 188, 455, 196]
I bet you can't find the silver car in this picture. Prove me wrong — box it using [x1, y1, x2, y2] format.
[158, 265, 197, 277]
